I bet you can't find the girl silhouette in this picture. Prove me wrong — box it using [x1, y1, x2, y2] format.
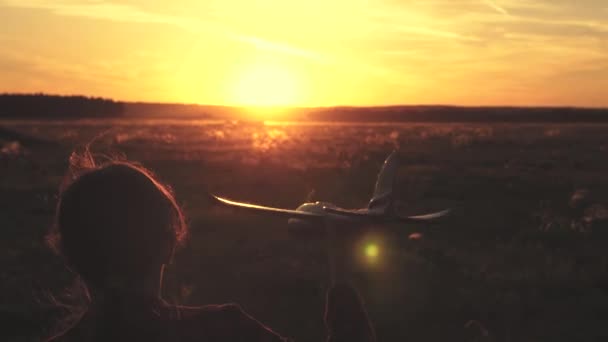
[46, 155, 374, 342]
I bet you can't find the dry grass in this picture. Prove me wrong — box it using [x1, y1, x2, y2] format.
[2, 120, 608, 341]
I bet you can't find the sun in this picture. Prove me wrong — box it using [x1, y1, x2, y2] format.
[230, 61, 300, 107]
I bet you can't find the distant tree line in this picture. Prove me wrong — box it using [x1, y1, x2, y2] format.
[0, 93, 124, 119]
[1, 94, 607, 122]
[124, 102, 215, 118]
[299, 106, 608, 123]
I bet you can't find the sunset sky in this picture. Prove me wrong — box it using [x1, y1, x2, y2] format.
[1, 0, 607, 107]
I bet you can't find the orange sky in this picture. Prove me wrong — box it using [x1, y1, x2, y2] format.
[0, 1, 607, 107]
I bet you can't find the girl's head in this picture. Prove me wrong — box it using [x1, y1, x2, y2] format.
[48, 156, 187, 289]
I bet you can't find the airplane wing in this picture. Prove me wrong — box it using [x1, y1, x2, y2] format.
[323, 206, 450, 223]
[210, 194, 324, 221]
[322, 207, 379, 218]
[398, 209, 451, 223]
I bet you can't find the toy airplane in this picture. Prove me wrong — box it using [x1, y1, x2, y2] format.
[210, 151, 450, 229]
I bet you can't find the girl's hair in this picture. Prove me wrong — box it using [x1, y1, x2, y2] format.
[47, 152, 187, 288]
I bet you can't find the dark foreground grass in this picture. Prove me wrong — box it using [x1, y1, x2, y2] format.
[2, 121, 608, 341]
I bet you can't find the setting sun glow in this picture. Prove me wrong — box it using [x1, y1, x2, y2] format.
[231, 62, 301, 107]
[0, 1, 607, 107]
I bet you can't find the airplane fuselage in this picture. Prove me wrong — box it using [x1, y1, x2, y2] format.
[287, 201, 388, 233]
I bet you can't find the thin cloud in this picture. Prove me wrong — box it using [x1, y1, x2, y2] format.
[2, 1, 174, 24]
[0, 0, 324, 62]
[232, 35, 326, 62]
[482, 0, 509, 15]
[395, 26, 482, 42]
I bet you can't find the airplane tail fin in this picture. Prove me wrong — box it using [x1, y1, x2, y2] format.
[365, 150, 451, 223]
[367, 151, 399, 214]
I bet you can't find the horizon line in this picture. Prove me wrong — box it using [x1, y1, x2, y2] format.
[2, 92, 607, 111]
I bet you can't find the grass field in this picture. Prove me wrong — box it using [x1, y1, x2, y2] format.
[3, 119, 608, 341]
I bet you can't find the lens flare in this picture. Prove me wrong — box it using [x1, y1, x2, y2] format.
[357, 233, 386, 268]
[365, 243, 379, 258]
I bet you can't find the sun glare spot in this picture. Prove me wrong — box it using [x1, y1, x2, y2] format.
[365, 243, 379, 259]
